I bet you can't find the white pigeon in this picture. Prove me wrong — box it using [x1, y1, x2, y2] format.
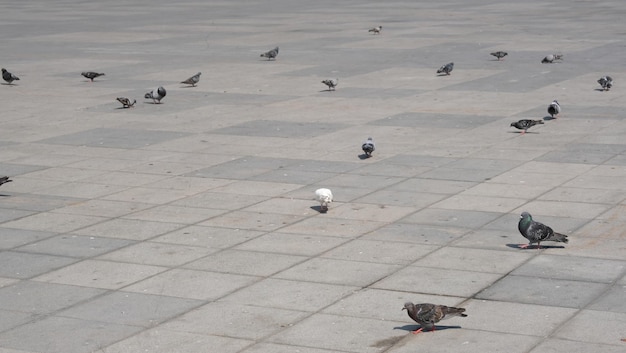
[145, 86, 166, 103]
[315, 188, 333, 212]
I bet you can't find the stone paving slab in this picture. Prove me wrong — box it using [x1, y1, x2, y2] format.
[1, 0, 626, 352]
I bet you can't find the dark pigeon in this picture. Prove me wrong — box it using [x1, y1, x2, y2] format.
[81, 71, 105, 82]
[490, 51, 508, 60]
[403, 302, 467, 334]
[517, 212, 568, 249]
[510, 119, 544, 134]
[145, 86, 166, 104]
[181, 72, 201, 87]
[322, 78, 338, 91]
[116, 97, 136, 108]
[260, 47, 279, 60]
[597, 76, 613, 91]
[362, 137, 375, 157]
[0, 176, 12, 187]
[368, 26, 382, 34]
[2, 68, 19, 84]
[547, 100, 561, 118]
[437, 62, 454, 75]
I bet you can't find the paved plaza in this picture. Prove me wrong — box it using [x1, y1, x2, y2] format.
[0, 0, 625, 352]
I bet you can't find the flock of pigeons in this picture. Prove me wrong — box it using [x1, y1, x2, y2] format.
[0, 24, 611, 335]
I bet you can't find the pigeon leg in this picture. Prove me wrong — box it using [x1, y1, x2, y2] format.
[411, 327, 424, 335]
[521, 130, 526, 135]
[519, 243, 532, 249]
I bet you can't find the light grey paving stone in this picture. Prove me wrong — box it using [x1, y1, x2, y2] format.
[1, 212, 108, 233]
[326, 203, 417, 223]
[16, 235, 135, 258]
[389, 178, 477, 194]
[554, 310, 626, 345]
[0, 252, 78, 279]
[58, 291, 203, 327]
[210, 180, 303, 197]
[353, 190, 447, 208]
[373, 266, 501, 298]
[0, 316, 144, 353]
[452, 229, 526, 251]
[241, 198, 323, 216]
[240, 343, 337, 353]
[0, 208, 37, 223]
[200, 211, 306, 232]
[321, 239, 437, 265]
[587, 284, 626, 313]
[476, 275, 609, 308]
[279, 217, 386, 238]
[97, 241, 215, 267]
[0, 228, 56, 249]
[0, 163, 47, 177]
[0, 194, 86, 212]
[184, 249, 308, 277]
[122, 205, 228, 224]
[412, 247, 532, 274]
[268, 313, 406, 353]
[235, 232, 348, 256]
[530, 338, 626, 353]
[161, 302, 308, 340]
[538, 186, 626, 205]
[153, 225, 264, 248]
[102, 328, 253, 353]
[212, 120, 349, 138]
[171, 191, 267, 210]
[0, 310, 35, 332]
[222, 278, 358, 312]
[430, 194, 527, 213]
[73, 218, 185, 240]
[400, 209, 503, 229]
[251, 169, 336, 184]
[364, 223, 468, 245]
[38, 128, 190, 148]
[536, 150, 615, 164]
[370, 112, 501, 129]
[0, 281, 105, 315]
[511, 255, 626, 283]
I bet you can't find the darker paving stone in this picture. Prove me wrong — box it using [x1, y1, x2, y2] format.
[370, 112, 501, 129]
[0, 251, 78, 279]
[0, 163, 48, 176]
[401, 209, 503, 229]
[536, 151, 614, 164]
[284, 160, 361, 173]
[476, 275, 608, 308]
[366, 223, 468, 245]
[382, 154, 457, 168]
[211, 120, 349, 138]
[587, 285, 626, 313]
[0, 310, 35, 332]
[0, 208, 37, 222]
[186, 156, 300, 180]
[442, 69, 579, 93]
[0, 228, 57, 249]
[251, 169, 335, 184]
[418, 167, 505, 182]
[511, 255, 625, 283]
[38, 128, 190, 149]
[0, 194, 87, 212]
[16, 235, 136, 258]
[0, 281, 106, 314]
[315, 87, 422, 98]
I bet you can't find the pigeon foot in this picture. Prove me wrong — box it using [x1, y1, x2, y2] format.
[411, 328, 424, 335]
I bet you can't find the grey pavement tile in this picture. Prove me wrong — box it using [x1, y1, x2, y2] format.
[511, 255, 626, 283]
[171, 191, 267, 210]
[348, 162, 431, 178]
[476, 275, 609, 308]
[199, 211, 306, 232]
[326, 203, 417, 222]
[123, 268, 258, 300]
[211, 120, 348, 138]
[370, 112, 501, 129]
[73, 218, 185, 240]
[353, 190, 447, 208]
[161, 302, 308, 340]
[274, 258, 402, 287]
[430, 194, 527, 213]
[184, 249, 307, 277]
[0, 208, 37, 223]
[16, 235, 135, 258]
[235, 232, 348, 256]
[530, 339, 626, 353]
[97, 241, 214, 267]
[38, 128, 190, 149]
[241, 198, 323, 216]
[50, 199, 153, 217]
[102, 328, 253, 353]
[278, 217, 386, 238]
[553, 237, 626, 261]
[121, 204, 228, 224]
[321, 239, 437, 265]
[153, 225, 263, 248]
[538, 187, 626, 205]
[412, 247, 532, 274]
[268, 313, 406, 353]
[418, 167, 510, 182]
[511, 200, 611, 220]
[251, 169, 336, 184]
[554, 310, 626, 345]
[222, 278, 358, 312]
[364, 223, 468, 245]
[536, 150, 615, 164]
[102, 186, 196, 204]
[34, 181, 129, 199]
[0, 310, 36, 333]
[0, 252, 78, 279]
[1, 212, 109, 233]
[34, 259, 168, 289]
[57, 291, 203, 327]
[210, 180, 303, 197]
[0, 228, 57, 250]
[316, 174, 406, 189]
[452, 229, 527, 251]
[0, 163, 47, 177]
[240, 343, 337, 353]
[573, 219, 626, 238]
[389, 178, 476, 194]
[372, 266, 501, 298]
[400, 209, 503, 229]
[0, 281, 105, 315]
[0, 194, 86, 212]
[587, 284, 626, 313]
[0, 316, 144, 353]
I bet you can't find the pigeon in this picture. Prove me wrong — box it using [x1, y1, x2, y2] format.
[547, 100, 561, 118]
[437, 62, 454, 75]
[315, 188, 333, 212]
[403, 302, 467, 334]
[260, 47, 279, 60]
[144, 86, 166, 104]
[2, 68, 19, 84]
[362, 137, 375, 157]
[0, 176, 12, 187]
[518, 212, 568, 249]
[510, 119, 544, 134]
[597, 76, 613, 91]
[322, 78, 338, 91]
[81, 71, 105, 82]
[181, 72, 201, 87]
[541, 54, 563, 63]
[116, 97, 136, 108]
[490, 51, 508, 60]
[368, 26, 382, 34]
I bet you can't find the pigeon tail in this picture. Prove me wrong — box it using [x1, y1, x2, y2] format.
[0, 176, 13, 186]
[547, 232, 568, 244]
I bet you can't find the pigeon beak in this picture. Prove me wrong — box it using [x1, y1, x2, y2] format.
[401, 307, 406, 311]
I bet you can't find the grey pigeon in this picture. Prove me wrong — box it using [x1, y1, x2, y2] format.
[0, 176, 12, 187]
[144, 86, 166, 104]
[116, 97, 136, 108]
[490, 51, 508, 60]
[260, 47, 279, 60]
[181, 72, 201, 87]
[547, 100, 561, 118]
[403, 302, 467, 334]
[597, 76, 613, 91]
[368, 25, 382, 34]
[362, 137, 375, 157]
[81, 71, 105, 82]
[541, 54, 563, 63]
[2, 68, 19, 84]
[437, 62, 454, 75]
[510, 119, 544, 134]
[518, 212, 568, 249]
[322, 78, 338, 91]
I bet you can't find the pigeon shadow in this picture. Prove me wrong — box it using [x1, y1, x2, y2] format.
[393, 324, 462, 333]
[543, 116, 557, 121]
[0, 193, 11, 197]
[1, 83, 17, 86]
[436, 73, 451, 77]
[594, 88, 607, 92]
[506, 243, 566, 250]
[319, 89, 334, 92]
[310, 205, 327, 214]
[508, 131, 539, 134]
[144, 101, 163, 104]
[180, 85, 197, 88]
[358, 153, 372, 160]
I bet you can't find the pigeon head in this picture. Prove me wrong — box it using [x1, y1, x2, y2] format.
[520, 212, 531, 220]
[402, 302, 414, 311]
